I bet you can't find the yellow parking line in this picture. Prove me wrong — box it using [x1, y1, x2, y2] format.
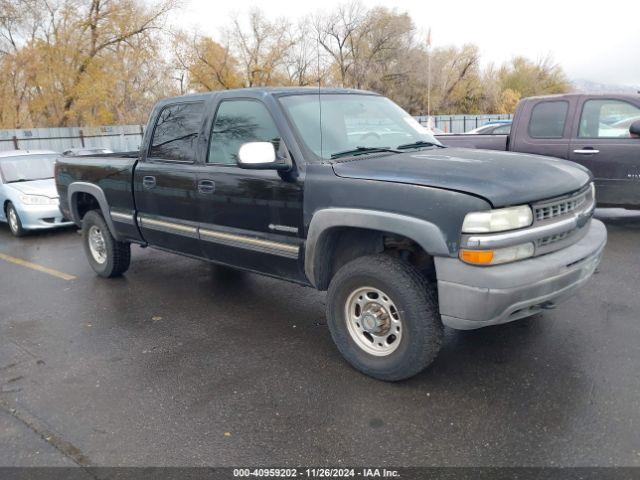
[0, 252, 76, 281]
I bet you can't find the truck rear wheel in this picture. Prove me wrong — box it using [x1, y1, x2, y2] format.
[82, 210, 131, 278]
[326, 254, 443, 381]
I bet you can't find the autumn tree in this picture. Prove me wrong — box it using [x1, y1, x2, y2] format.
[0, 0, 574, 129]
[0, 0, 177, 127]
[174, 32, 242, 93]
[498, 56, 570, 99]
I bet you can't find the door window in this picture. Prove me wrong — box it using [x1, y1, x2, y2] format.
[578, 99, 640, 138]
[528, 101, 569, 138]
[149, 102, 204, 162]
[208, 100, 280, 165]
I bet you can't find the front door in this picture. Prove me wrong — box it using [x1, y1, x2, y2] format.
[134, 101, 205, 256]
[569, 97, 640, 207]
[197, 98, 305, 281]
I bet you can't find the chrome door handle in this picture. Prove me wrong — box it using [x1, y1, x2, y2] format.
[573, 149, 599, 155]
[142, 176, 156, 188]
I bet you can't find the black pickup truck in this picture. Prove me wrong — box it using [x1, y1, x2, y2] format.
[55, 88, 607, 381]
[437, 93, 640, 208]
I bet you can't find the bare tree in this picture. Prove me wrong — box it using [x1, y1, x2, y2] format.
[229, 9, 296, 87]
[314, 1, 366, 87]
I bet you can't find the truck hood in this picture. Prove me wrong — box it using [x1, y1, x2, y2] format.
[5, 179, 58, 198]
[331, 147, 592, 207]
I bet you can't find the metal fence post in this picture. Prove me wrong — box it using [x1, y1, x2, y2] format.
[12, 135, 18, 149]
[79, 129, 85, 147]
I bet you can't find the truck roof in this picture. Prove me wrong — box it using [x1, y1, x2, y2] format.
[524, 92, 640, 101]
[159, 87, 378, 104]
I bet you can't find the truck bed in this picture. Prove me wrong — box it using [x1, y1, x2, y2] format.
[436, 134, 509, 151]
[55, 153, 139, 231]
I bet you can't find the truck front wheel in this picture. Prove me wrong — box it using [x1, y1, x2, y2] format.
[82, 210, 131, 278]
[326, 254, 443, 381]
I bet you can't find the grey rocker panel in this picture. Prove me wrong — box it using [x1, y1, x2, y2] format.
[305, 208, 450, 287]
[67, 182, 120, 239]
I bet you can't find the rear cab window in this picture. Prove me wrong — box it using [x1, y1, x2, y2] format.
[528, 101, 569, 139]
[148, 102, 204, 162]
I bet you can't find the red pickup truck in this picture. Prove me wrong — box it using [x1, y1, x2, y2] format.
[437, 93, 640, 208]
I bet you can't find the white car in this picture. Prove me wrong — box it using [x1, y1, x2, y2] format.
[62, 147, 113, 156]
[0, 150, 74, 237]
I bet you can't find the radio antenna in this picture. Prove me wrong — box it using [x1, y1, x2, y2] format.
[316, 30, 323, 159]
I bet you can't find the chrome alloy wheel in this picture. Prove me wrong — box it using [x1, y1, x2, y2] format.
[7, 207, 18, 233]
[88, 225, 107, 264]
[345, 286, 403, 356]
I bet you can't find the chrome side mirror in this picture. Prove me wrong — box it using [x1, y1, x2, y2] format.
[237, 142, 289, 170]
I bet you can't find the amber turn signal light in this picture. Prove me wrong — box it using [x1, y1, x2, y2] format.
[459, 249, 494, 265]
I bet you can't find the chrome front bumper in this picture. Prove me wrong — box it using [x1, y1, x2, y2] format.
[435, 219, 607, 330]
[16, 203, 74, 230]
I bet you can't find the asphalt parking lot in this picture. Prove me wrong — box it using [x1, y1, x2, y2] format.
[0, 210, 639, 468]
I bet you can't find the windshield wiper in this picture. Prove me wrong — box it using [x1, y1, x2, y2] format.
[396, 140, 444, 150]
[330, 146, 401, 159]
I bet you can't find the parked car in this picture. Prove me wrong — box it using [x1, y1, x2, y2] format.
[466, 121, 512, 135]
[437, 93, 640, 208]
[55, 88, 606, 381]
[0, 150, 74, 236]
[62, 147, 114, 156]
[609, 115, 640, 134]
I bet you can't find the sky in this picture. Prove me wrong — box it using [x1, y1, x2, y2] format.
[174, 0, 640, 87]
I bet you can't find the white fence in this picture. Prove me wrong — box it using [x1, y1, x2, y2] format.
[416, 114, 513, 134]
[0, 114, 514, 153]
[0, 125, 145, 153]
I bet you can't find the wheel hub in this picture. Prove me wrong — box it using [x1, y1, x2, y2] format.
[344, 287, 402, 357]
[361, 304, 390, 335]
[88, 225, 107, 264]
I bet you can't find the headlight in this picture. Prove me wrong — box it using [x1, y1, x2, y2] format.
[19, 194, 58, 206]
[460, 242, 535, 266]
[462, 205, 533, 233]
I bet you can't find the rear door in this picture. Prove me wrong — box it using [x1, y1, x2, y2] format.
[569, 97, 640, 207]
[133, 100, 205, 256]
[196, 96, 305, 281]
[510, 97, 577, 159]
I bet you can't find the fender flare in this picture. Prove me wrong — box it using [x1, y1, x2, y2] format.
[304, 208, 450, 288]
[67, 182, 118, 238]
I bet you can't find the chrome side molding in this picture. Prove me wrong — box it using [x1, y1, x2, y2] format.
[136, 214, 299, 259]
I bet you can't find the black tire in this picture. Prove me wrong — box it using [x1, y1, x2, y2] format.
[326, 254, 443, 381]
[6, 202, 26, 237]
[82, 210, 131, 278]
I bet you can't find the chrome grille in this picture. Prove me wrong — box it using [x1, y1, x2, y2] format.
[534, 191, 587, 222]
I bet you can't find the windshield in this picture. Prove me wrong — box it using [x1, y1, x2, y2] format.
[0, 154, 57, 183]
[279, 94, 442, 160]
